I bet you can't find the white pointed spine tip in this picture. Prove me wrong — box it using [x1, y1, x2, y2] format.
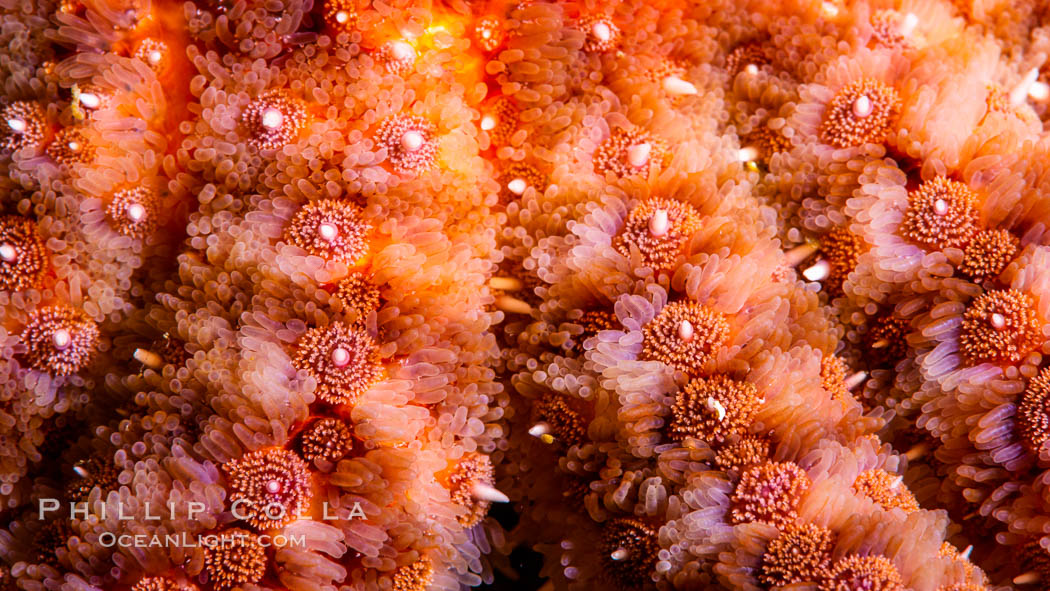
[261, 108, 283, 130]
[802, 259, 830, 282]
[335, 10, 349, 24]
[822, 2, 839, 17]
[80, 93, 101, 109]
[265, 480, 282, 494]
[933, 198, 948, 215]
[473, 482, 510, 503]
[845, 371, 867, 391]
[318, 222, 339, 242]
[900, 12, 919, 37]
[0, 243, 16, 262]
[496, 295, 533, 315]
[528, 422, 550, 437]
[610, 548, 629, 561]
[480, 114, 496, 131]
[960, 545, 973, 560]
[507, 178, 527, 195]
[133, 348, 164, 369]
[626, 142, 651, 168]
[489, 276, 524, 291]
[785, 241, 820, 267]
[648, 209, 669, 237]
[52, 328, 71, 350]
[331, 347, 351, 367]
[391, 41, 415, 61]
[904, 442, 930, 461]
[400, 130, 424, 152]
[871, 339, 889, 349]
[1011, 67, 1040, 106]
[889, 475, 903, 489]
[662, 75, 697, 96]
[592, 22, 611, 42]
[991, 313, 1006, 329]
[852, 95, 873, 118]
[706, 397, 726, 421]
[738, 146, 759, 162]
[127, 203, 146, 223]
[678, 319, 694, 341]
[73, 465, 90, 478]
[1014, 572, 1040, 585]
[7, 118, 25, 133]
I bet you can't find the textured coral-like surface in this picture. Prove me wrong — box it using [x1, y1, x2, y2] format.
[4, 1, 1050, 590]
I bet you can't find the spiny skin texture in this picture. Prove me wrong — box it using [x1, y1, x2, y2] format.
[640, 301, 730, 374]
[5, 0, 1050, 589]
[223, 447, 313, 529]
[201, 529, 267, 590]
[598, 518, 659, 589]
[730, 461, 811, 528]
[0, 215, 48, 290]
[20, 305, 99, 375]
[291, 322, 383, 405]
[668, 374, 761, 444]
[900, 177, 981, 251]
[818, 78, 901, 148]
[241, 89, 307, 151]
[959, 289, 1041, 364]
[614, 197, 703, 271]
[283, 199, 372, 263]
[852, 469, 920, 513]
[819, 555, 906, 591]
[760, 522, 836, 587]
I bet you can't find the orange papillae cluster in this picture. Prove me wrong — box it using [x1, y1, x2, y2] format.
[667, 374, 761, 444]
[323, 0, 357, 33]
[821, 227, 864, 296]
[0, 215, 48, 291]
[900, 177, 981, 250]
[391, 556, 435, 591]
[579, 15, 620, 53]
[106, 187, 160, 239]
[375, 40, 417, 75]
[46, 127, 94, 166]
[852, 468, 920, 513]
[960, 228, 1018, 281]
[20, 305, 99, 375]
[819, 78, 901, 148]
[593, 128, 670, 178]
[377, 114, 437, 174]
[598, 518, 659, 589]
[129, 576, 199, 591]
[448, 453, 498, 527]
[284, 199, 371, 262]
[474, 15, 505, 52]
[0, 101, 47, 151]
[298, 417, 354, 463]
[133, 38, 169, 72]
[819, 555, 906, 591]
[820, 355, 852, 403]
[730, 461, 811, 528]
[291, 322, 382, 405]
[536, 394, 587, 447]
[333, 274, 381, 320]
[959, 289, 1041, 364]
[760, 522, 836, 586]
[242, 90, 308, 151]
[1017, 368, 1050, 455]
[713, 435, 770, 472]
[201, 528, 267, 590]
[614, 197, 703, 271]
[725, 43, 771, 78]
[224, 447, 313, 529]
[641, 301, 729, 373]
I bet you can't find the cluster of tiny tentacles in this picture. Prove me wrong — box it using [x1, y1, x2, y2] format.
[7, 1, 1050, 591]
